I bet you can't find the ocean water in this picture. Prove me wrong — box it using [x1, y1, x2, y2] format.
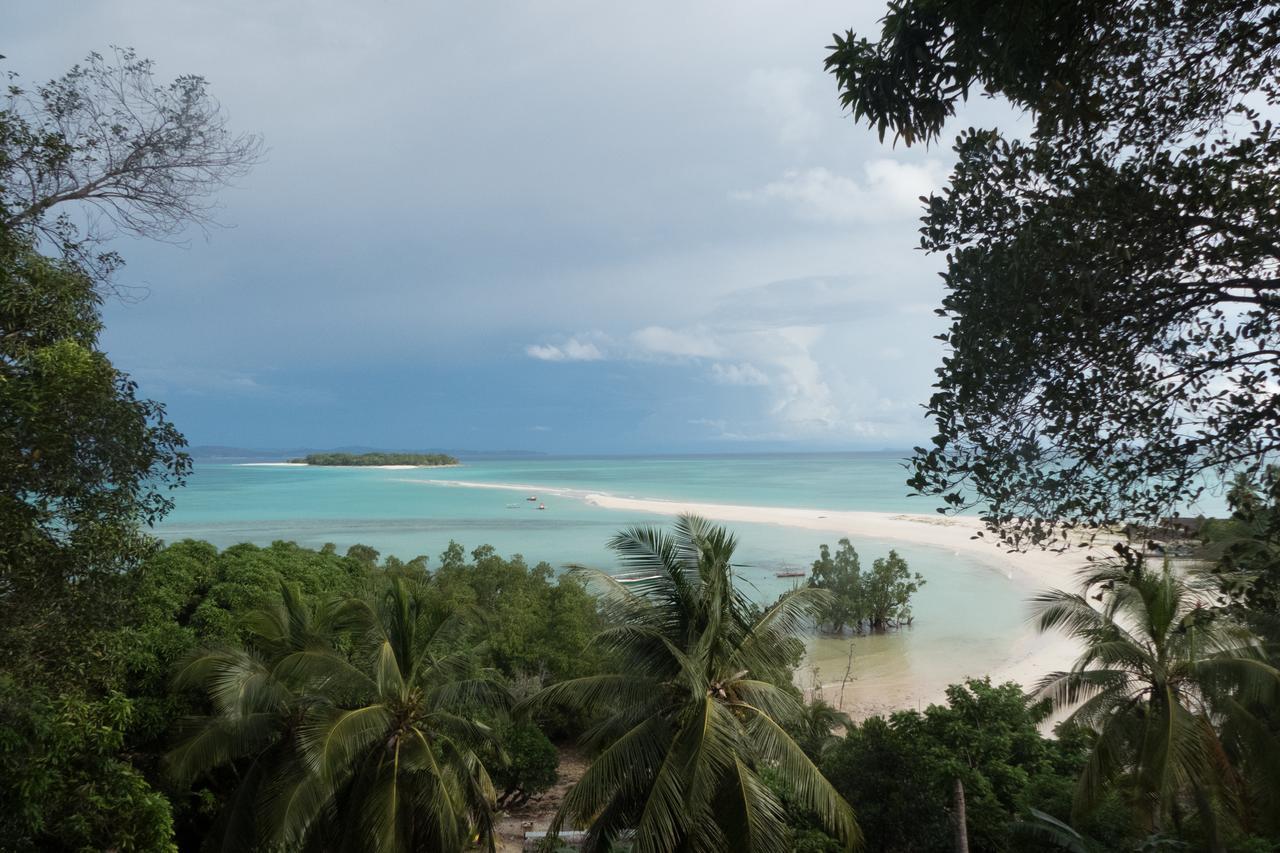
[156, 453, 972, 583]
[152, 454, 1044, 709]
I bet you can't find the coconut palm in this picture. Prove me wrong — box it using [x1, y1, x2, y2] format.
[524, 515, 861, 853]
[168, 577, 509, 852]
[1032, 554, 1280, 847]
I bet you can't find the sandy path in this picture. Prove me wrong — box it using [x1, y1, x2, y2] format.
[495, 746, 589, 852]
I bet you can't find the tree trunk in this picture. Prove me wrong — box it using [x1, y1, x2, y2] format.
[1193, 785, 1226, 853]
[952, 777, 970, 853]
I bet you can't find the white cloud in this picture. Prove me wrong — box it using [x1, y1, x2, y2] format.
[632, 326, 723, 358]
[525, 337, 605, 361]
[732, 159, 948, 224]
[709, 361, 769, 386]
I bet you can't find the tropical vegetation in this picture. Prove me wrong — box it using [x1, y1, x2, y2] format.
[169, 576, 509, 851]
[525, 516, 861, 852]
[807, 540, 925, 634]
[288, 452, 460, 467]
[1033, 555, 1280, 850]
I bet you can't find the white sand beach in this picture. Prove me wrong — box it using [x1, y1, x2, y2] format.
[237, 462, 308, 466]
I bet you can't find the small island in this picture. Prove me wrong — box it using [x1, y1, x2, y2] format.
[287, 452, 459, 467]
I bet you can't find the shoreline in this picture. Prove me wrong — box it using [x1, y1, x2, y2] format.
[417, 477, 1090, 717]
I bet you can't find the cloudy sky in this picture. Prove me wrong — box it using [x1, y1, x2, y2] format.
[10, 1, 1022, 454]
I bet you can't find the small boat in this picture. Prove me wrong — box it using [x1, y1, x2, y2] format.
[537, 503, 547, 510]
[526, 495, 538, 501]
[775, 570, 806, 579]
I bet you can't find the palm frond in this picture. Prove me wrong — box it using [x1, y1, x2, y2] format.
[519, 673, 663, 718]
[298, 703, 392, 779]
[739, 704, 861, 851]
[714, 756, 790, 853]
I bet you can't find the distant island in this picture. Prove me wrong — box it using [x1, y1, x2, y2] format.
[287, 452, 459, 467]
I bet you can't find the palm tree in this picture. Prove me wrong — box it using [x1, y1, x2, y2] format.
[168, 577, 509, 852]
[790, 698, 854, 760]
[524, 515, 861, 853]
[1032, 553, 1280, 848]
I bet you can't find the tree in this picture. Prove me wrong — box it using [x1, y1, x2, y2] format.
[1033, 555, 1280, 848]
[524, 515, 860, 853]
[2, 48, 263, 273]
[862, 550, 925, 631]
[1208, 468, 1280, 639]
[826, 2, 1280, 545]
[0, 678, 176, 852]
[489, 720, 559, 809]
[432, 542, 602, 682]
[809, 540, 862, 633]
[0, 46, 260, 673]
[168, 577, 509, 853]
[0, 228, 188, 680]
[808, 541, 924, 633]
[787, 699, 853, 762]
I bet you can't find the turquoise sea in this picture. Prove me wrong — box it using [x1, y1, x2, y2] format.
[152, 453, 1231, 709]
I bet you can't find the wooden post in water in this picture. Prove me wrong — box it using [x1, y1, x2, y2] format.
[952, 777, 970, 853]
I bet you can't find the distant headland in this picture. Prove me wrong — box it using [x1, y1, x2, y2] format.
[287, 452, 460, 467]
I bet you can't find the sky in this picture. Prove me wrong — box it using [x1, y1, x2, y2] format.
[8, 1, 1025, 454]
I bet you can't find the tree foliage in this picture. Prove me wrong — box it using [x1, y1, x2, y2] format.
[0, 678, 177, 852]
[808, 539, 925, 633]
[819, 680, 1131, 853]
[1208, 469, 1280, 638]
[433, 542, 603, 683]
[0, 226, 188, 680]
[169, 576, 509, 852]
[2, 47, 263, 269]
[489, 720, 560, 809]
[827, 1, 1280, 544]
[1, 40, 261, 673]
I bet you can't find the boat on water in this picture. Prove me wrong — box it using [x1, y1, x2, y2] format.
[526, 495, 538, 501]
[537, 503, 546, 510]
[775, 569, 806, 578]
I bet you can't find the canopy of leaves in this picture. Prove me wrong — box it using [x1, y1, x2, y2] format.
[0, 678, 177, 852]
[828, 2, 1280, 545]
[1208, 469, 1280, 639]
[432, 541, 603, 683]
[807, 540, 925, 633]
[0, 228, 188, 680]
[169, 575, 510, 852]
[488, 720, 560, 809]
